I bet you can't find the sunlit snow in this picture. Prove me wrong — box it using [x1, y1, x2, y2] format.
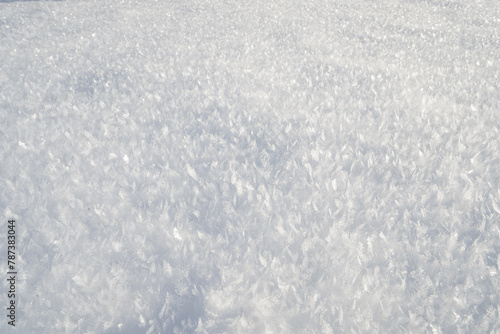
[1, 0, 499, 332]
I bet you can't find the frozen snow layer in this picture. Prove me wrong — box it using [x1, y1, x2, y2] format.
[1, 0, 500, 332]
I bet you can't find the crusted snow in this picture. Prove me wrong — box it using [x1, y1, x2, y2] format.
[1, 0, 499, 332]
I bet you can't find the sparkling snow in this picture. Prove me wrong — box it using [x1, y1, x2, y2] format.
[1, 0, 499, 332]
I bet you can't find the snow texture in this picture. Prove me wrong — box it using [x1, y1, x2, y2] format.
[1, 0, 500, 332]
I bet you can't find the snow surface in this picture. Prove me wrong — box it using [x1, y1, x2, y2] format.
[1, 0, 500, 332]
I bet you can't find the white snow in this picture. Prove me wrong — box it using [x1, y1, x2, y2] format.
[1, 0, 499, 332]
